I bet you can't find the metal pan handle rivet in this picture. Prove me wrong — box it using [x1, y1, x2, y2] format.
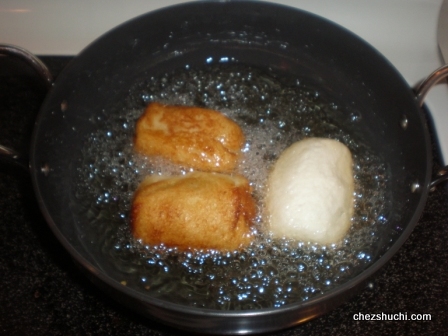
[400, 115, 408, 130]
[41, 163, 50, 176]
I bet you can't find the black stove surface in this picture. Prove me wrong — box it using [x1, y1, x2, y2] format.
[0, 56, 447, 335]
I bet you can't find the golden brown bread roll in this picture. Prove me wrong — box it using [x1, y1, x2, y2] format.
[131, 172, 256, 251]
[134, 102, 244, 172]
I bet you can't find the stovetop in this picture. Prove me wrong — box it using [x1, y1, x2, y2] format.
[1, 2, 448, 335]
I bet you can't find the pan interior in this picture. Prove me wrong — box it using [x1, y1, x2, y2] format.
[30, 1, 430, 314]
[71, 60, 391, 310]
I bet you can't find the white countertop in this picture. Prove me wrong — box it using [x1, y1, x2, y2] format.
[1, 0, 447, 164]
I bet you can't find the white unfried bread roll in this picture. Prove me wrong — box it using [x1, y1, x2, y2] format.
[266, 138, 354, 245]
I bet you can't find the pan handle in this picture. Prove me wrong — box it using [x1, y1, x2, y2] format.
[0, 44, 54, 169]
[415, 64, 448, 189]
[0, 44, 53, 88]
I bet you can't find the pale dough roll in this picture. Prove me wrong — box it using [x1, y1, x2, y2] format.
[131, 172, 256, 251]
[134, 102, 244, 172]
[266, 138, 354, 245]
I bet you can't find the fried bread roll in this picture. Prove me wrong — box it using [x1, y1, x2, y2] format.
[134, 103, 244, 172]
[131, 172, 256, 251]
[266, 138, 354, 245]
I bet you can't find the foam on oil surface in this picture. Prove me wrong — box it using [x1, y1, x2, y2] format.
[74, 64, 389, 310]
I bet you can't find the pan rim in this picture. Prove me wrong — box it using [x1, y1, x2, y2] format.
[28, 0, 434, 332]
